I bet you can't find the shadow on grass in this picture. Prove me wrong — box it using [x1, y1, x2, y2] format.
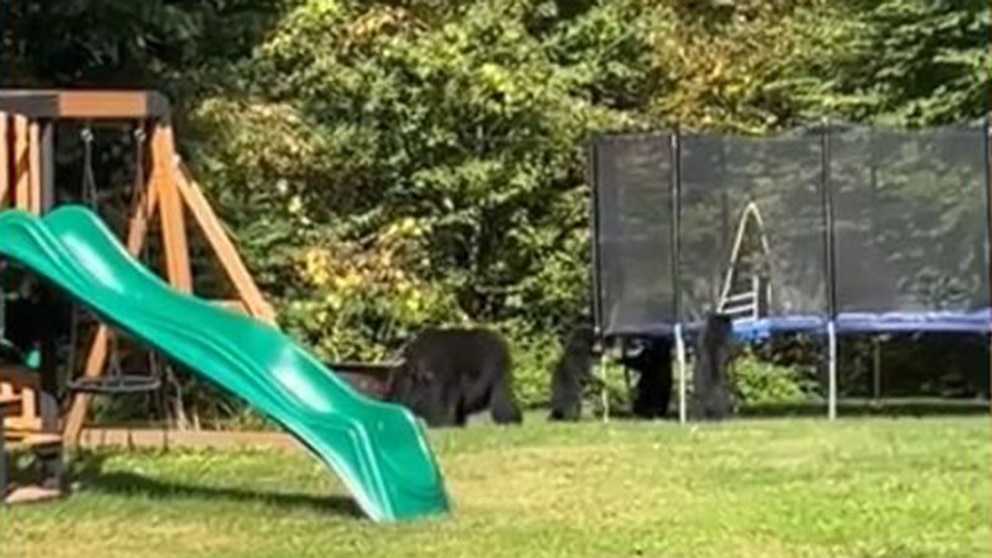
[70, 453, 363, 518]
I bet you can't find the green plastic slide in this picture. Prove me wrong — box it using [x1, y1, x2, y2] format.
[0, 206, 450, 523]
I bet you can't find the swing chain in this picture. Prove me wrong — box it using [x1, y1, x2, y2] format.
[65, 123, 161, 396]
[80, 124, 98, 209]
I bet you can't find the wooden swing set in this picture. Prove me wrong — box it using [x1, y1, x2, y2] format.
[0, 89, 275, 504]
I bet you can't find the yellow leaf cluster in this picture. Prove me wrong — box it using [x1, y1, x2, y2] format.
[296, 217, 430, 305]
[651, 2, 815, 132]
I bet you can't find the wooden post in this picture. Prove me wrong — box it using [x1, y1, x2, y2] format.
[13, 115, 29, 210]
[61, 181, 161, 445]
[152, 124, 193, 293]
[40, 122, 55, 213]
[28, 121, 42, 214]
[174, 163, 277, 324]
[6, 114, 40, 433]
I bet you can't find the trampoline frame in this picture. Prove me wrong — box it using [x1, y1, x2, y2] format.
[589, 118, 992, 423]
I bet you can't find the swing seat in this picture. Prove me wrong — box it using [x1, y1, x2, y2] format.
[66, 374, 161, 395]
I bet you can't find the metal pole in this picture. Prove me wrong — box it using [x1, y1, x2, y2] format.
[676, 323, 688, 424]
[872, 337, 882, 402]
[983, 117, 992, 414]
[671, 130, 686, 424]
[599, 351, 610, 423]
[587, 135, 612, 423]
[828, 320, 837, 420]
[588, 135, 605, 343]
[821, 117, 839, 420]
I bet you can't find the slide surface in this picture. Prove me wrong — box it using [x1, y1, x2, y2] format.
[0, 206, 450, 523]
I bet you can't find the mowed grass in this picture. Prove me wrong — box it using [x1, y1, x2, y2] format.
[1, 415, 989, 557]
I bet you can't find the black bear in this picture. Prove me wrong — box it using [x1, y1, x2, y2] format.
[548, 321, 673, 421]
[689, 313, 734, 420]
[624, 336, 673, 419]
[383, 327, 523, 428]
[548, 323, 598, 421]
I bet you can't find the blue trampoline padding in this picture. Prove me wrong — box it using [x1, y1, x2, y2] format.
[834, 309, 992, 333]
[731, 316, 825, 340]
[600, 309, 991, 342]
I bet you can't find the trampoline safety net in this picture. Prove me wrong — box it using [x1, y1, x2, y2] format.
[591, 124, 990, 338]
[592, 134, 676, 336]
[830, 125, 990, 332]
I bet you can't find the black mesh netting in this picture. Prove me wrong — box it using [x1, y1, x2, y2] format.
[592, 133, 676, 335]
[830, 125, 989, 314]
[591, 125, 989, 335]
[679, 133, 828, 324]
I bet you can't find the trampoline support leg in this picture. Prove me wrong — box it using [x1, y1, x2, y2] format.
[676, 324, 687, 425]
[599, 351, 609, 423]
[828, 321, 837, 421]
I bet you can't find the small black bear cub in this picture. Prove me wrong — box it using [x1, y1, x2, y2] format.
[548, 321, 673, 421]
[548, 324, 597, 421]
[626, 336, 673, 419]
[689, 313, 734, 420]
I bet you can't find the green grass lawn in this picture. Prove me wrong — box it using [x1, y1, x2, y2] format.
[2, 415, 989, 557]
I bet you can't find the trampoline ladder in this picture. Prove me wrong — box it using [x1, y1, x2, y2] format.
[719, 275, 761, 323]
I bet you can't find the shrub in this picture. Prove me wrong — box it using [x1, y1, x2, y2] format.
[730, 350, 818, 406]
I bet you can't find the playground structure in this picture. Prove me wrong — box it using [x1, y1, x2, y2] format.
[589, 121, 991, 421]
[0, 90, 449, 521]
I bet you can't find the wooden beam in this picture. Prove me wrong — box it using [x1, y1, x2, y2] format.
[40, 122, 55, 212]
[62, 181, 161, 446]
[0, 366, 40, 391]
[0, 90, 171, 120]
[7, 116, 40, 430]
[58, 91, 170, 120]
[28, 121, 42, 214]
[4, 416, 42, 432]
[13, 115, 29, 210]
[174, 163, 277, 324]
[154, 124, 193, 293]
[18, 388, 37, 430]
[0, 92, 58, 120]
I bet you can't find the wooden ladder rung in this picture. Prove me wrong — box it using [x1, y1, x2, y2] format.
[3, 416, 43, 432]
[4, 429, 62, 449]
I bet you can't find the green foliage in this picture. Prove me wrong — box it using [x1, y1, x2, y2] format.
[187, 0, 627, 360]
[731, 351, 819, 406]
[500, 323, 562, 408]
[792, 0, 991, 125]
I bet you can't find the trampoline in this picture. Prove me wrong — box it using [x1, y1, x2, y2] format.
[589, 120, 991, 420]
